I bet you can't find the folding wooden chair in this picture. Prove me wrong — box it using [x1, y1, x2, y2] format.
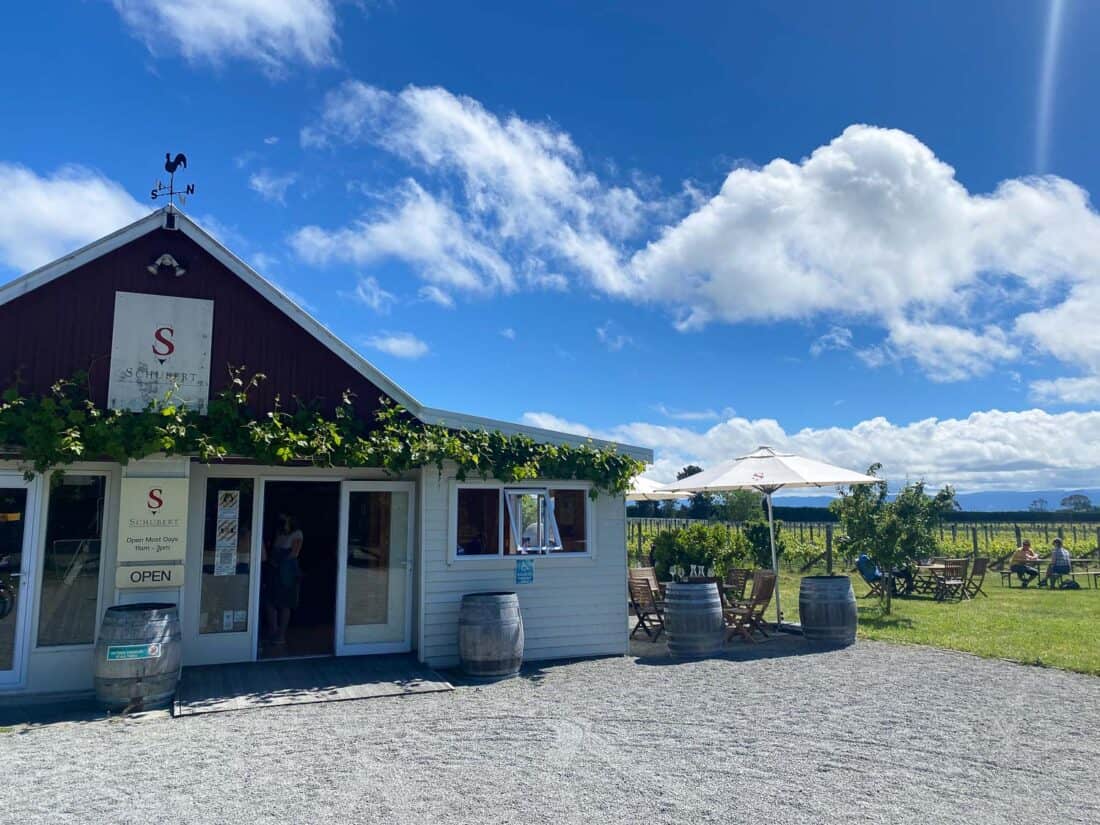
[629, 566, 664, 597]
[628, 577, 666, 640]
[724, 570, 776, 643]
[724, 568, 751, 603]
[963, 557, 990, 599]
[935, 558, 970, 601]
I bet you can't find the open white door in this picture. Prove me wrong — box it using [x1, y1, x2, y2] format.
[336, 481, 414, 655]
[0, 475, 39, 689]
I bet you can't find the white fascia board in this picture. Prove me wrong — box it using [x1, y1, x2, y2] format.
[418, 407, 653, 463]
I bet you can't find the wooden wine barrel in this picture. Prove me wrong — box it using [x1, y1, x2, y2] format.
[799, 575, 857, 646]
[94, 603, 183, 711]
[664, 582, 724, 657]
[458, 592, 524, 678]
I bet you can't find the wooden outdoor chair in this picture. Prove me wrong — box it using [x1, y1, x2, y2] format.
[628, 577, 665, 641]
[963, 557, 990, 599]
[629, 566, 664, 597]
[724, 568, 751, 603]
[913, 557, 945, 596]
[724, 570, 776, 643]
[935, 558, 970, 601]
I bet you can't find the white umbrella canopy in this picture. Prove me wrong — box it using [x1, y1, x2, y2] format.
[626, 475, 684, 501]
[661, 447, 880, 493]
[663, 446, 880, 626]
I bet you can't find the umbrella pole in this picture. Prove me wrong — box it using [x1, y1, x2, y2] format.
[766, 491, 781, 625]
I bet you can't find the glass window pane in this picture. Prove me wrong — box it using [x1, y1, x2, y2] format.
[199, 478, 254, 634]
[345, 490, 409, 644]
[37, 475, 105, 647]
[0, 487, 28, 670]
[456, 489, 499, 556]
[551, 489, 587, 553]
[505, 490, 561, 554]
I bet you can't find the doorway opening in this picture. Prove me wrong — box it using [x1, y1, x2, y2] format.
[259, 481, 340, 660]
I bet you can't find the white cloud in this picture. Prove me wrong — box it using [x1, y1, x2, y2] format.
[522, 408, 1100, 492]
[596, 321, 633, 352]
[1030, 376, 1100, 405]
[810, 326, 853, 357]
[290, 180, 514, 295]
[298, 81, 649, 297]
[631, 126, 1100, 328]
[349, 276, 395, 313]
[0, 163, 147, 272]
[112, 0, 338, 75]
[500, 327, 516, 340]
[653, 404, 734, 422]
[418, 285, 455, 308]
[363, 331, 429, 359]
[264, 136, 280, 145]
[868, 319, 1020, 382]
[299, 84, 1100, 390]
[248, 169, 297, 204]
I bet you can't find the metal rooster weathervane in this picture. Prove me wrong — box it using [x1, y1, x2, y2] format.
[150, 152, 195, 206]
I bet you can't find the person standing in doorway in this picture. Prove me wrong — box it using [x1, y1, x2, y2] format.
[264, 513, 304, 644]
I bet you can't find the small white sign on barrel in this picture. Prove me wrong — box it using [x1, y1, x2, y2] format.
[108, 291, 214, 413]
[117, 477, 188, 589]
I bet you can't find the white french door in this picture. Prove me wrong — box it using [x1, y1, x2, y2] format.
[0, 475, 39, 688]
[335, 481, 415, 655]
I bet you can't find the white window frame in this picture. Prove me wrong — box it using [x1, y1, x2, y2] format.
[33, 467, 113, 652]
[448, 480, 593, 563]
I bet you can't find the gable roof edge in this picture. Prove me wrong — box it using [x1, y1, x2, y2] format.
[0, 207, 652, 465]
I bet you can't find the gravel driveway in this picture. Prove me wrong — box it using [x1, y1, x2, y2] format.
[3, 636, 1098, 825]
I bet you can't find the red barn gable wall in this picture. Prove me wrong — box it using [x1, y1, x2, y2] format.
[0, 228, 393, 420]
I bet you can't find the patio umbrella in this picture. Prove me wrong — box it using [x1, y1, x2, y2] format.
[661, 446, 880, 625]
[626, 475, 684, 501]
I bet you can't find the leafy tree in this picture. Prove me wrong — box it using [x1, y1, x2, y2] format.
[651, 522, 749, 580]
[743, 519, 786, 569]
[1029, 498, 1049, 513]
[713, 490, 763, 522]
[677, 465, 703, 480]
[676, 464, 715, 519]
[1059, 493, 1093, 512]
[830, 465, 957, 613]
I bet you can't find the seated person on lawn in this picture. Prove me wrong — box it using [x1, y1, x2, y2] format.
[1010, 539, 1039, 587]
[1039, 538, 1072, 587]
[856, 553, 914, 596]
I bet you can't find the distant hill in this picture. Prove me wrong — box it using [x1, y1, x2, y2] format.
[773, 489, 1100, 513]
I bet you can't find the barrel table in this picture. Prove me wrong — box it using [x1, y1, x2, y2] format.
[94, 602, 183, 710]
[664, 581, 724, 657]
[458, 592, 525, 678]
[798, 575, 858, 646]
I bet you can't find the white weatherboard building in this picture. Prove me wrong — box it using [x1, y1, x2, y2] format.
[0, 208, 650, 696]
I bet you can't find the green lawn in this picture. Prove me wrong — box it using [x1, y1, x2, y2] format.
[776, 572, 1100, 676]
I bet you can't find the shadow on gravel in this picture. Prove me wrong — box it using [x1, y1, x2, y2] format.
[0, 696, 166, 731]
[443, 655, 620, 689]
[630, 632, 845, 666]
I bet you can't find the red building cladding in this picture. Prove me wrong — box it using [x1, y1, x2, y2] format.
[0, 220, 395, 421]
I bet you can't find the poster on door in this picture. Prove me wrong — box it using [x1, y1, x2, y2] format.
[116, 477, 189, 588]
[108, 291, 214, 413]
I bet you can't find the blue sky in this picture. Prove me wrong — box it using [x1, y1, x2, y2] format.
[3, 1, 1100, 491]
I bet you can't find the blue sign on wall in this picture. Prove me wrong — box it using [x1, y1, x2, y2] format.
[515, 558, 534, 584]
